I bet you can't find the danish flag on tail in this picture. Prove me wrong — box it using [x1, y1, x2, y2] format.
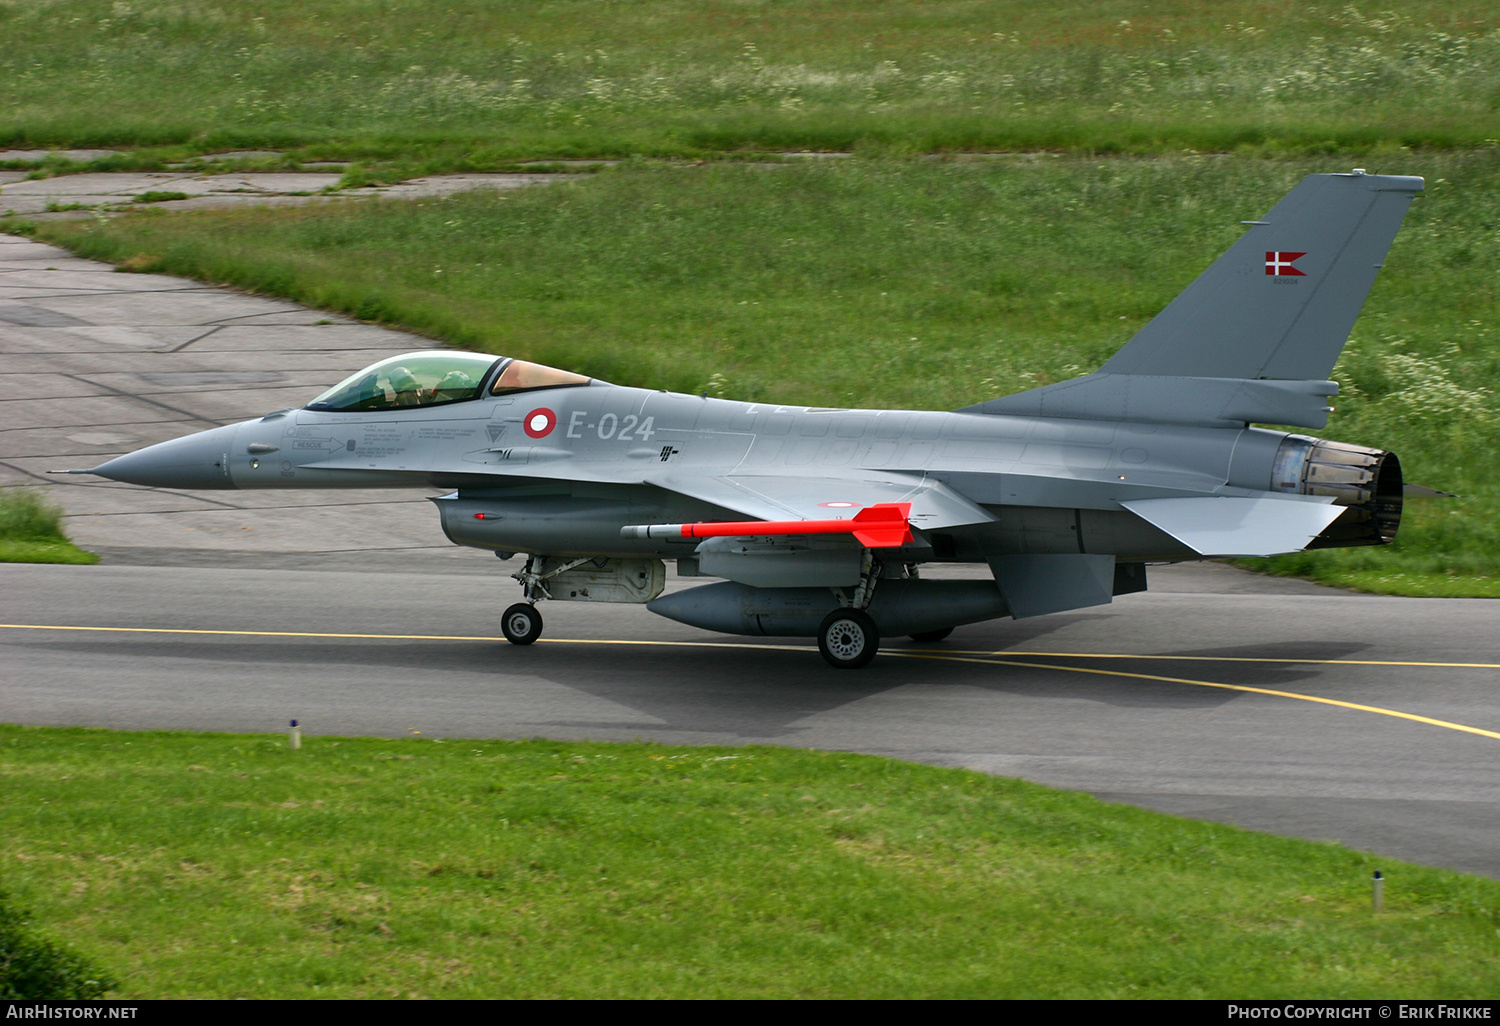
[1266, 251, 1306, 276]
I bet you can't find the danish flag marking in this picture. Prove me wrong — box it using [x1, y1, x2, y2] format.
[1266, 251, 1307, 276]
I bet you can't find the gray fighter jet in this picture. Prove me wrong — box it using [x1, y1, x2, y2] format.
[69, 170, 1422, 667]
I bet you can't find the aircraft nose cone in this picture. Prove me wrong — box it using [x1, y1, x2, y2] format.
[89, 424, 240, 489]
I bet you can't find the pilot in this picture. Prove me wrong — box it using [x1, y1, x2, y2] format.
[433, 369, 477, 402]
[344, 370, 384, 409]
[386, 365, 425, 406]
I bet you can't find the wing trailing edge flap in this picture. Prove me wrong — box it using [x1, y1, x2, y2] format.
[647, 472, 996, 531]
[1122, 495, 1344, 558]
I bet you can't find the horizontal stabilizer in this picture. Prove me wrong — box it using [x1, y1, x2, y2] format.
[1122, 496, 1344, 557]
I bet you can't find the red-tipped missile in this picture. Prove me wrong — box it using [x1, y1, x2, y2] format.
[621, 502, 914, 548]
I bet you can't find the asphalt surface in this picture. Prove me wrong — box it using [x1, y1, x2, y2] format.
[3, 232, 1499, 880]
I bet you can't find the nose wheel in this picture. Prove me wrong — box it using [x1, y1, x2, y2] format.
[501, 602, 544, 645]
[818, 608, 879, 669]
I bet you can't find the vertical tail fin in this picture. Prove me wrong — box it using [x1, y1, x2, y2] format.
[963, 171, 1424, 427]
[1100, 170, 1423, 381]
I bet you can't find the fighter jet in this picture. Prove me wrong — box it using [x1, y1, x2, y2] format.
[68, 170, 1422, 667]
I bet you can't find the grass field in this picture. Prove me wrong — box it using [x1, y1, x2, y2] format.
[15, 153, 1498, 594]
[4, 725, 1500, 999]
[2, 1, 1499, 167]
[0, 489, 98, 566]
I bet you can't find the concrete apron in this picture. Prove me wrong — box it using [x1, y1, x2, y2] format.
[0, 169, 569, 218]
[0, 171, 593, 571]
[0, 230, 517, 571]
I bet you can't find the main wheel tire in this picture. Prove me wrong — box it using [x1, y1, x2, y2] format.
[501, 602, 543, 645]
[909, 626, 955, 643]
[817, 608, 880, 669]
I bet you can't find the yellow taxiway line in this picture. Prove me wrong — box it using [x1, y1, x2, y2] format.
[4, 622, 1498, 741]
[943, 649, 1500, 670]
[897, 651, 1500, 742]
[4, 623, 1498, 668]
[0, 622, 808, 651]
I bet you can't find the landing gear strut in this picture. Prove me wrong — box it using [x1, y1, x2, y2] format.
[501, 553, 555, 646]
[817, 551, 890, 668]
[501, 553, 588, 647]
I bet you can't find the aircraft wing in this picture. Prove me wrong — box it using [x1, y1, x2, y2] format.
[646, 471, 996, 531]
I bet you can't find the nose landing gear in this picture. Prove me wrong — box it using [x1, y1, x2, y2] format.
[501, 602, 544, 645]
[501, 553, 576, 646]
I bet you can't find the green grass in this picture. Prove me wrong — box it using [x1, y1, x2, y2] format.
[2, 1, 1499, 165]
[0, 887, 114, 999]
[132, 190, 190, 204]
[14, 153, 1498, 594]
[4, 725, 1499, 999]
[0, 490, 98, 565]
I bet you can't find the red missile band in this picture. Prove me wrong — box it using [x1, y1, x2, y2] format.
[623, 502, 914, 548]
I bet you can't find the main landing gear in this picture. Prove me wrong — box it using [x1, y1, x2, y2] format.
[815, 611, 953, 667]
[816, 551, 892, 669]
[815, 559, 955, 666]
[818, 608, 879, 669]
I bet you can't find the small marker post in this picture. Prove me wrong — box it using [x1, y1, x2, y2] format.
[289, 719, 302, 751]
[1372, 869, 1384, 912]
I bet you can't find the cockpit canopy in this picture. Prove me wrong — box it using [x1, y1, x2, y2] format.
[305, 351, 590, 412]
